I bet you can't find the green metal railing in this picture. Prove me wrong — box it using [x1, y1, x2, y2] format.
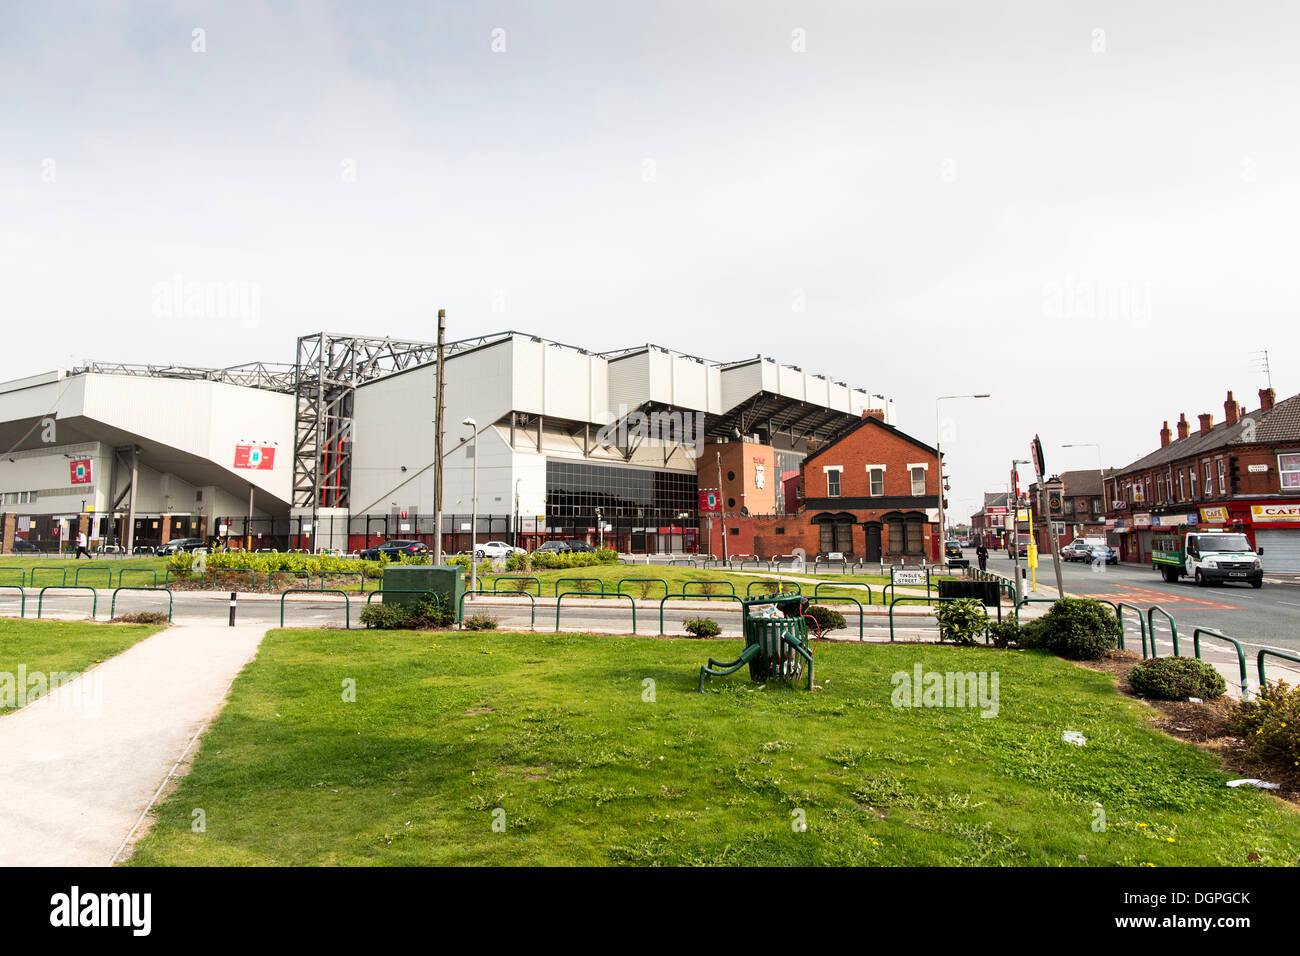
[683, 580, 738, 600]
[813, 581, 873, 606]
[745, 580, 800, 598]
[1257, 648, 1300, 689]
[73, 566, 113, 588]
[808, 594, 865, 641]
[554, 577, 606, 597]
[1191, 628, 1248, 697]
[492, 576, 542, 596]
[319, 571, 364, 591]
[37, 585, 97, 620]
[280, 588, 351, 628]
[110, 587, 173, 622]
[555, 591, 636, 634]
[30, 566, 68, 587]
[1146, 605, 1180, 657]
[365, 589, 444, 607]
[0, 568, 25, 587]
[115, 568, 158, 588]
[267, 570, 313, 591]
[615, 578, 670, 599]
[1115, 602, 1147, 656]
[888, 596, 988, 643]
[659, 593, 744, 635]
[0, 585, 26, 617]
[459, 589, 535, 629]
[206, 568, 256, 591]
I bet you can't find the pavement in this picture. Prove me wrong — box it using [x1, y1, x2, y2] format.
[0, 622, 268, 866]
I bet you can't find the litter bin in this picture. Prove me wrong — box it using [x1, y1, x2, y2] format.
[382, 564, 465, 621]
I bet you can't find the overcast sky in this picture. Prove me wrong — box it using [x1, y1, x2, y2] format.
[2, 0, 1297, 516]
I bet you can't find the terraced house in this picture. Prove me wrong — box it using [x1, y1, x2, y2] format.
[1103, 387, 1300, 572]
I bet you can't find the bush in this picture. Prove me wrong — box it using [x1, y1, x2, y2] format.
[683, 617, 721, 638]
[1128, 657, 1226, 700]
[1230, 681, 1300, 784]
[358, 594, 454, 630]
[505, 548, 619, 571]
[462, 613, 499, 631]
[987, 619, 1019, 648]
[1016, 616, 1050, 650]
[804, 604, 847, 634]
[1036, 598, 1120, 660]
[935, 598, 987, 646]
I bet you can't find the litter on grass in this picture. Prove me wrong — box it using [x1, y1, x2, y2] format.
[1061, 731, 1087, 747]
[1226, 779, 1280, 790]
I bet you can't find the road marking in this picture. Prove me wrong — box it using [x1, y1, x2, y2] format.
[1278, 602, 1300, 608]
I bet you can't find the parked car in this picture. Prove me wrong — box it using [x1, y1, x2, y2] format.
[533, 540, 596, 555]
[1083, 544, 1118, 565]
[1061, 541, 1094, 562]
[10, 536, 39, 554]
[358, 539, 429, 561]
[156, 537, 209, 556]
[944, 541, 968, 568]
[475, 540, 525, 560]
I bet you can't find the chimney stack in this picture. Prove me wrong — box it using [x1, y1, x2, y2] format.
[1224, 390, 1239, 426]
[1259, 387, 1276, 411]
[1159, 421, 1172, 447]
[1176, 413, 1190, 440]
[861, 408, 885, 421]
[1198, 412, 1214, 436]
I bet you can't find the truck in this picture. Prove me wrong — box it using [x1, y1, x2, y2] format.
[1151, 526, 1262, 588]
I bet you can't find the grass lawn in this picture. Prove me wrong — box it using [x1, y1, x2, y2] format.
[0, 555, 170, 589]
[127, 630, 1299, 866]
[0, 618, 165, 712]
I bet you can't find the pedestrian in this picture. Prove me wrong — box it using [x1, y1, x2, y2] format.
[75, 529, 92, 560]
[976, 542, 988, 572]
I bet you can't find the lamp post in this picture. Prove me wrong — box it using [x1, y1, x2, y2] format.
[462, 417, 478, 594]
[1061, 442, 1105, 480]
[935, 394, 991, 557]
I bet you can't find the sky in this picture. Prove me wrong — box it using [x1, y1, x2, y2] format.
[2, 0, 1297, 518]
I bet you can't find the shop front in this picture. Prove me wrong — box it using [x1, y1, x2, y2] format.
[1247, 501, 1300, 572]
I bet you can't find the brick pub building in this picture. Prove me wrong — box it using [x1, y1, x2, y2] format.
[700, 411, 941, 563]
[1104, 388, 1300, 572]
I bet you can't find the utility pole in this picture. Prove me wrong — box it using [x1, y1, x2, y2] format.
[716, 451, 728, 561]
[433, 309, 445, 564]
[1032, 435, 1066, 596]
[1010, 461, 1023, 607]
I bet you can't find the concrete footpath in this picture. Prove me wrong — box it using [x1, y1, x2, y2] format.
[0, 623, 268, 866]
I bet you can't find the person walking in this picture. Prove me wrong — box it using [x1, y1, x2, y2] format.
[75, 529, 92, 560]
[976, 542, 989, 572]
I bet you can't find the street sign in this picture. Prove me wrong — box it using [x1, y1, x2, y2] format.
[1031, 435, 1046, 481]
[892, 568, 927, 586]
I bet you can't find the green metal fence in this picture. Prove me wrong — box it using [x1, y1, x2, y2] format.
[1257, 648, 1300, 689]
[683, 580, 738, 600]
[37, 585, 97, 620]
[110, 587, 174, 622]
[888, 596, 988, 643]
[555, 592, 636, 634]
[554, 577, 606, 597]
[280, 588, 351, 628]
[459, 590, 535, 629]
[659, 594, 744, 636]
[1146, 605, 1180, 657]
[0, 585, 26, 617]
[1191, 628, 1248, 697]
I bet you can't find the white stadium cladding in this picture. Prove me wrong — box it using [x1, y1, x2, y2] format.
[0, 331, 894, 553]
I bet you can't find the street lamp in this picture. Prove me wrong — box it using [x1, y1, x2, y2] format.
[462, 417, 478, 594]
[935, 394, 991, 553]
[1061, 442, 1105, 480]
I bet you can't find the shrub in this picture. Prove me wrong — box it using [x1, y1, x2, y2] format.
[804, 604, 847, 634]
[1230, 681, 1300, 784]
[1128, 657, 1227, 701]
[635, 580, 655, 600]
[1036, 598, 1120, 660]
[462, 613, 499, 631]
[987, 619, 1019, 648]
[935, 598, 987, 646]
[505, 577, 534, 594]
[111, 611, 170, 625]
[1016, 616, 1050, 650]
[359, 603, 409, 630]
[358, 595, 453, 630]
[683, 617, 721, 638]
[507, 549, 619, 571]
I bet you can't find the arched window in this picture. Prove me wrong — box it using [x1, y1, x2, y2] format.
[812, 512, 855, 554]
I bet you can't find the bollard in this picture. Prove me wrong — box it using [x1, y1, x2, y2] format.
[228, 591, 237, 626]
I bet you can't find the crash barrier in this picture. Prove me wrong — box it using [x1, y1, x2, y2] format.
[30, 566, 69, 587]
[1115, 603, 1148, 657]
[888, 596, 988, 644]
[555, 592, 637, 634]
[109, 587, 174, 622]
[459, 589, 536, 629]
[1258, 648, 1300, 690]
[492, 576, 542, 596]
[115, 568, 159, 587]
[659, 593, 744, 635]
[1191, 628, 1249, 698]
[37, 585, 98, 620]
[745, 580, 799, 598]
[683, 580, 738, 600]
[615, 578, 671, 599]
[280, 588, 351, 628]
[1146, 605, 1180, 658]
[0, 585, 26, 617]
[554, 577, 607, 597]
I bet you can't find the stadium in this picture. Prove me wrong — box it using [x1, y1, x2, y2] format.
[0, 330, 895, 555]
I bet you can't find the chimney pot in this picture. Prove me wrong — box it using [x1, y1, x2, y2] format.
[1197, 412, 1214, 436]
[1159, 420, 1172, 447]
[1176, 413, 1190, 440]
[1259, 387, 1276, 411]
[861, 408, 884, 420]
[1224, 390, 1240, 426]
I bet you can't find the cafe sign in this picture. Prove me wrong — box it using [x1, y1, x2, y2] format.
[1199, 506, 1230, 523]
[1251, 504, 1300, 523]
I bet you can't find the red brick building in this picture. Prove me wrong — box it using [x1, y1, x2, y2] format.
[700, 412, 941, 563]
[1104, 388, 1300, 571]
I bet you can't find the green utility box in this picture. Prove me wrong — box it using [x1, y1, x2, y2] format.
[382, 564, 465, 621]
